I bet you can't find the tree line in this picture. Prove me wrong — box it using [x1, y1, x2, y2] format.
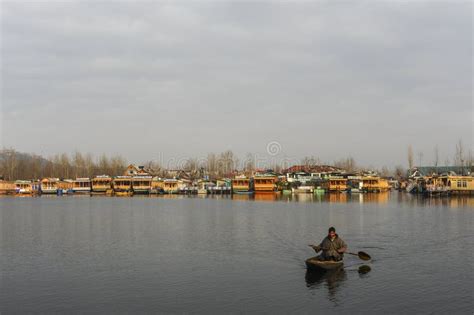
[2, 144, 472, 181]
[0, 149, 128, 181]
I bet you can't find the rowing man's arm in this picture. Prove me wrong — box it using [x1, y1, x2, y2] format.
[337, 239, 347, 253]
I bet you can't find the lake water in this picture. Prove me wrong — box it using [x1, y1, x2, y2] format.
[1, 193, 473, 313]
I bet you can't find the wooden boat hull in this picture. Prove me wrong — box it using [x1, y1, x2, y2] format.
[305, 256, 344, 271]
[115, 191, 133, 197]
[233, 190, 254, 195]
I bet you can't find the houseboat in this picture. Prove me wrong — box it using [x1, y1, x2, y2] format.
[0, 180, 16, 195]
[91, 175, 113, 194]
[132, 176, 152, 194]
[58, 179, 74, 194]
[113, 176, 133, 196]
[151, 177, 164, 194]
[40, 178, 60, 194]
[197, 180, 214, 194]
[72, 178, 91, 194]
[360, 176, 390, 193]
[163, 179, 179, 194]
[15, 180, 34, 194]
[232, 176, 253, 194]
[211, 179, 232, 194]
[253, 176, 277, 193]
[322, 177, 348, 192]
[177, 179, 194, 194]
[443, 175, 474, 194]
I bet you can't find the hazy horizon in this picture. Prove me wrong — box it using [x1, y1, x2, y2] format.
[1, 1, 472, 168]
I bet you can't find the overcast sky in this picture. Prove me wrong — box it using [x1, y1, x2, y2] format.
[1, 1, 472, 168]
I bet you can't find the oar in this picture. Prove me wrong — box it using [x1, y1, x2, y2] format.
[346, 251, 371, 261]
[308, 245, 371, 261]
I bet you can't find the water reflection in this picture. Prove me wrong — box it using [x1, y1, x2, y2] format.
[305, 269, 347, 300]
[396, 193, 474, 208]
[358, 265, 371, 275]
[3, 191, 474, 208]
[254, 193, 278, 202]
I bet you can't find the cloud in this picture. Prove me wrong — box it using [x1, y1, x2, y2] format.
[1, 1, 472, 166]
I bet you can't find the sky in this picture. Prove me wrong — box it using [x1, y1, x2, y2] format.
[1, 1, 472, 168]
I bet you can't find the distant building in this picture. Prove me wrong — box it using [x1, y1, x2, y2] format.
[283, 165, 344, 174]
[124, 164, 151, 176]
[408, 166, 471, 178]
[283, 165, 345, 182]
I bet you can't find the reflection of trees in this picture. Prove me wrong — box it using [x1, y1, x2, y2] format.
[305, 268, 347, 301]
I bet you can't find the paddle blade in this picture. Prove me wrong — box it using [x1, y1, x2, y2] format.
[358, 251, 371, 261]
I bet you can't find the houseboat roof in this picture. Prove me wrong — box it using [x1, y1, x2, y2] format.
[42, 178, 60, 182]
[94, 175, 111, 179]
[132, 176, 152, 179]
[164, 178, 179, 183]
[283, 165, 345, 174]
[234, 175, 248, 179]
[445, 175, 474, 179]
[74, 178, 90, 182]
[15, 180, 32, 184]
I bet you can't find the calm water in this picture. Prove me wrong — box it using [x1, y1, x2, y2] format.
[1, 193, 473, 313]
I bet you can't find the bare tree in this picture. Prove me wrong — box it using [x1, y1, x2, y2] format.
[206, 153, 218, 179]
[467, 150, 473, 169]
[454, 139, 464, 168]
[110, 155, 127, 176]
[301, 156, 320, 167]
[433, 145, 439, 169]
[394, 165, 406, 180]
[217, 150, 237, 177]
[379, 166, 390, 177]
[0, 148, 18, 180]
[97, 154, 110, 175]
[244, 153, 255, 177]
[407, 145, 414, 170]
[334, 156, 357, 172]
[183, 158, 200, 180]
[444, 157, 450, 167]
[60, 153, 71, 179]
[417, 152, 423, 167]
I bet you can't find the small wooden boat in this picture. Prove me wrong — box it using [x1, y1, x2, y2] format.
[305, 256, 344, 271]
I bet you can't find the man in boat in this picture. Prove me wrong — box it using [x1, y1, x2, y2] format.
[310, 227, 347, 261]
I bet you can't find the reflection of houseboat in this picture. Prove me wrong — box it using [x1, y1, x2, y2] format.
[132, 176, 152, 194]
[92, 175, 113, 194]
[41, 178, 59, 194]
[293, 185, 313, 193]
[253, 176, 277, 193]
[73, 178, 91, 193]
[163, 179, 179, 194]
[113, 176, 133, 196]
[232, 177, 253, 194]
[322, 177, 348, 192]
[360, 177, 390, 193]
[15, 180, 33, 194]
